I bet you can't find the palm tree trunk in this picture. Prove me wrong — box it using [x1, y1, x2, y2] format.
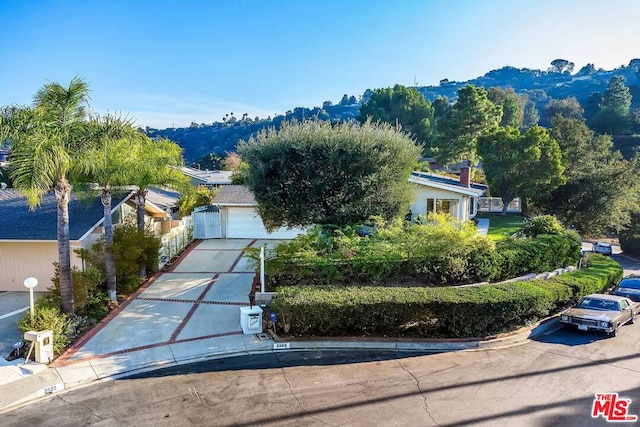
[55, 180, 74, 314]
[135, 190, 147, 278]
[101, 187, 117, 302]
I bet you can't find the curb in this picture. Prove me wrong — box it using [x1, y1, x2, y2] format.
[0, 316, 562, 414]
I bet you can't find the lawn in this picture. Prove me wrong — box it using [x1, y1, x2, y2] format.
[476, 213, 526, 241]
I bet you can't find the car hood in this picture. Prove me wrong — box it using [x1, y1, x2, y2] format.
[562, 308, 618, 321]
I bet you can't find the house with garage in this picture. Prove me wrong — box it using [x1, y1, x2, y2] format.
[408, 166, 486, 222]
[199, 185, 306, 239]
[0, 187, 178, 292]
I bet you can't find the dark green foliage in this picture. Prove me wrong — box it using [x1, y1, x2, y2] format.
[358, 84, 436, 146]
[87, 223, 161, 295]
[48, 264, 104, 314]
[238, 120, 421, 230]
[522, 215, 564, 237]
[18, 302, 72, 356]
[619, 212, 640, 256]
[271, 255, 620, 338]
[263, 216, 580, 290]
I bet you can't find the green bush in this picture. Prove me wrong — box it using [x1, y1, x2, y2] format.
[18, 301, 72, 356]
[522, 215, 564, 237]
[47, 265, 104, 313]
[271, 256, 621, 338]
[87, 223, 161, 295]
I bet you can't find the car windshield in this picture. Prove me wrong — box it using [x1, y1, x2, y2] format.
[577, 298, 619, 311]
[618, 279, 640, 290]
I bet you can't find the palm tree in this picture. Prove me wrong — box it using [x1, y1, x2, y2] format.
[74, 114, 140, 302]
[2, 77, 90, 313]
[127, 136, 187, 277]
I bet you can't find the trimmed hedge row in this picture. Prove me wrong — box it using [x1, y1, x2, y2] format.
[271, 255, 622, 338]
[265, 233, 580, 289]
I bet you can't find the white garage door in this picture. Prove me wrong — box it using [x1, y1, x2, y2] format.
[226, 207, 305, 239]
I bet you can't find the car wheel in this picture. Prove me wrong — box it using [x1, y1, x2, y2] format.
[610, 324, 619, 337]
[631, 312, 636, 325]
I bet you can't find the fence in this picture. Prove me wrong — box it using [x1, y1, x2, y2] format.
[159, 215, 194, 268]
[477, 197, 522, 213]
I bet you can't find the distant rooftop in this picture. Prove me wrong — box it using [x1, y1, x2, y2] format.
[213, 185, 256, 205]
[180, 167, 232, 186]
[410, 171, 486, 196]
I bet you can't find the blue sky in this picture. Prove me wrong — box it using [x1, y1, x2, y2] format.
[1, 0, 639, 129]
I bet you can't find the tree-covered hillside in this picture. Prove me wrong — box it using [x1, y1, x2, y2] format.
[145, 59, 640, 164]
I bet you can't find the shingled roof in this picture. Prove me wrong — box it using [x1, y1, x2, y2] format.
[212, 185, 257, 205]
[0, 188, 132, 241]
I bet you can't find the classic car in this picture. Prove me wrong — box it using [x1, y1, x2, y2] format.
[612, 275, 640, 302]
[559, 294, 637, 337]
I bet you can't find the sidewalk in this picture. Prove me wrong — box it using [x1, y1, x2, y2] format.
[0, 237, 561, 413]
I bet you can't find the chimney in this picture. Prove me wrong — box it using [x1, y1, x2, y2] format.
[460, 166, 471, 187]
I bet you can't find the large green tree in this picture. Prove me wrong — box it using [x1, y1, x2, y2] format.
[238, 120, 421, 230]
[487, 87, 525, 128]
[477, 126, 565, 214]
[591, 76, 632, 135]
[358, 84, 435, 147]
[544, 97, 584, 122]
[2, 77, 90, 313]
[434, 85, 502, 165]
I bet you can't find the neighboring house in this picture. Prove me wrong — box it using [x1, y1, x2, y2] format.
[409, 167, 486, 222]
[180, 166, 232, 187]
[0, 188, 177, 292]
[207, 185, 306, 239]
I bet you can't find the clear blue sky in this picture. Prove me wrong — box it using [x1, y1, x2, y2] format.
[1, 0, 639, 129]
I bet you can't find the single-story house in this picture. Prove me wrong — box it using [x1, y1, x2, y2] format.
[208, 185, 306, 239]
[0, 187, 178, 292]
[409, 167, 486, 222]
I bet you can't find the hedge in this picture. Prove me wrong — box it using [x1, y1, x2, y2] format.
[271, 254, 621, 338]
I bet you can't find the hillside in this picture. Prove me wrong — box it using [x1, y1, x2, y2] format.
[145, 60, 640, 164]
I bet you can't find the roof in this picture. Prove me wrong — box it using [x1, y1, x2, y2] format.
[409, 171, 486, 197]
[213, 185, 256, 206]
[0, 188, 132, 241]
[145, 187, 180, 211]
[180, 167, 232, 186]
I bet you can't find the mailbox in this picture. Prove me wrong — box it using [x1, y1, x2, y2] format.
[240, 306, 263, 334]
[24, 330, 54, 364]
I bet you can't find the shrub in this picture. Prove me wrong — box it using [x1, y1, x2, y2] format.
[87, 223, 161, 295]
[47, 265, 104, 313]
[522, 215, 564, 237]
[271, 255, 621, 338]
[18, 301, 72, 356]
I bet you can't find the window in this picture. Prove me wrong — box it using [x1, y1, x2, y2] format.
[427, 198, 458, 216]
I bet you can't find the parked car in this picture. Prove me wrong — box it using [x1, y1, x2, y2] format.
[592, 241, 612, 255]
[559, 294, 637, 337]
[612, 275, 640, 302]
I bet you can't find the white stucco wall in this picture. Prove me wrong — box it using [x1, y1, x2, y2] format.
[410, 186, 473, 222]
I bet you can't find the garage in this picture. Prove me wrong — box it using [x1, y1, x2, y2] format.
[226, 207, 303, 239]
[213, 186, 306, 240]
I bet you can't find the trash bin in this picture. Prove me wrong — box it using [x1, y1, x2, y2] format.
[24, 330, 54, 364]
[240, 306, 263, 334]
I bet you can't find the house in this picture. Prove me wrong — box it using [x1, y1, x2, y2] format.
[408, 166, 486, 222]
[180, 166, 232, 187]
[205, 185, 306, 239]
[0, 187, 178, 292]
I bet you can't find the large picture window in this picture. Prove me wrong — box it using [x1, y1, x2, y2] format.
[427, 198, 458, 216]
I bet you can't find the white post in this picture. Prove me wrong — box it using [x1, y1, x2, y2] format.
[23, 277, 38, 318]
[260, 246, 265, 293]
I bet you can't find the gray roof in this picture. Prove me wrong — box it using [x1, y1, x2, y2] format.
[0, 188, 131, 241]
[145, 187, 180, 210]
[410, 171, 487, 196]
[212, 185, 256, 205]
